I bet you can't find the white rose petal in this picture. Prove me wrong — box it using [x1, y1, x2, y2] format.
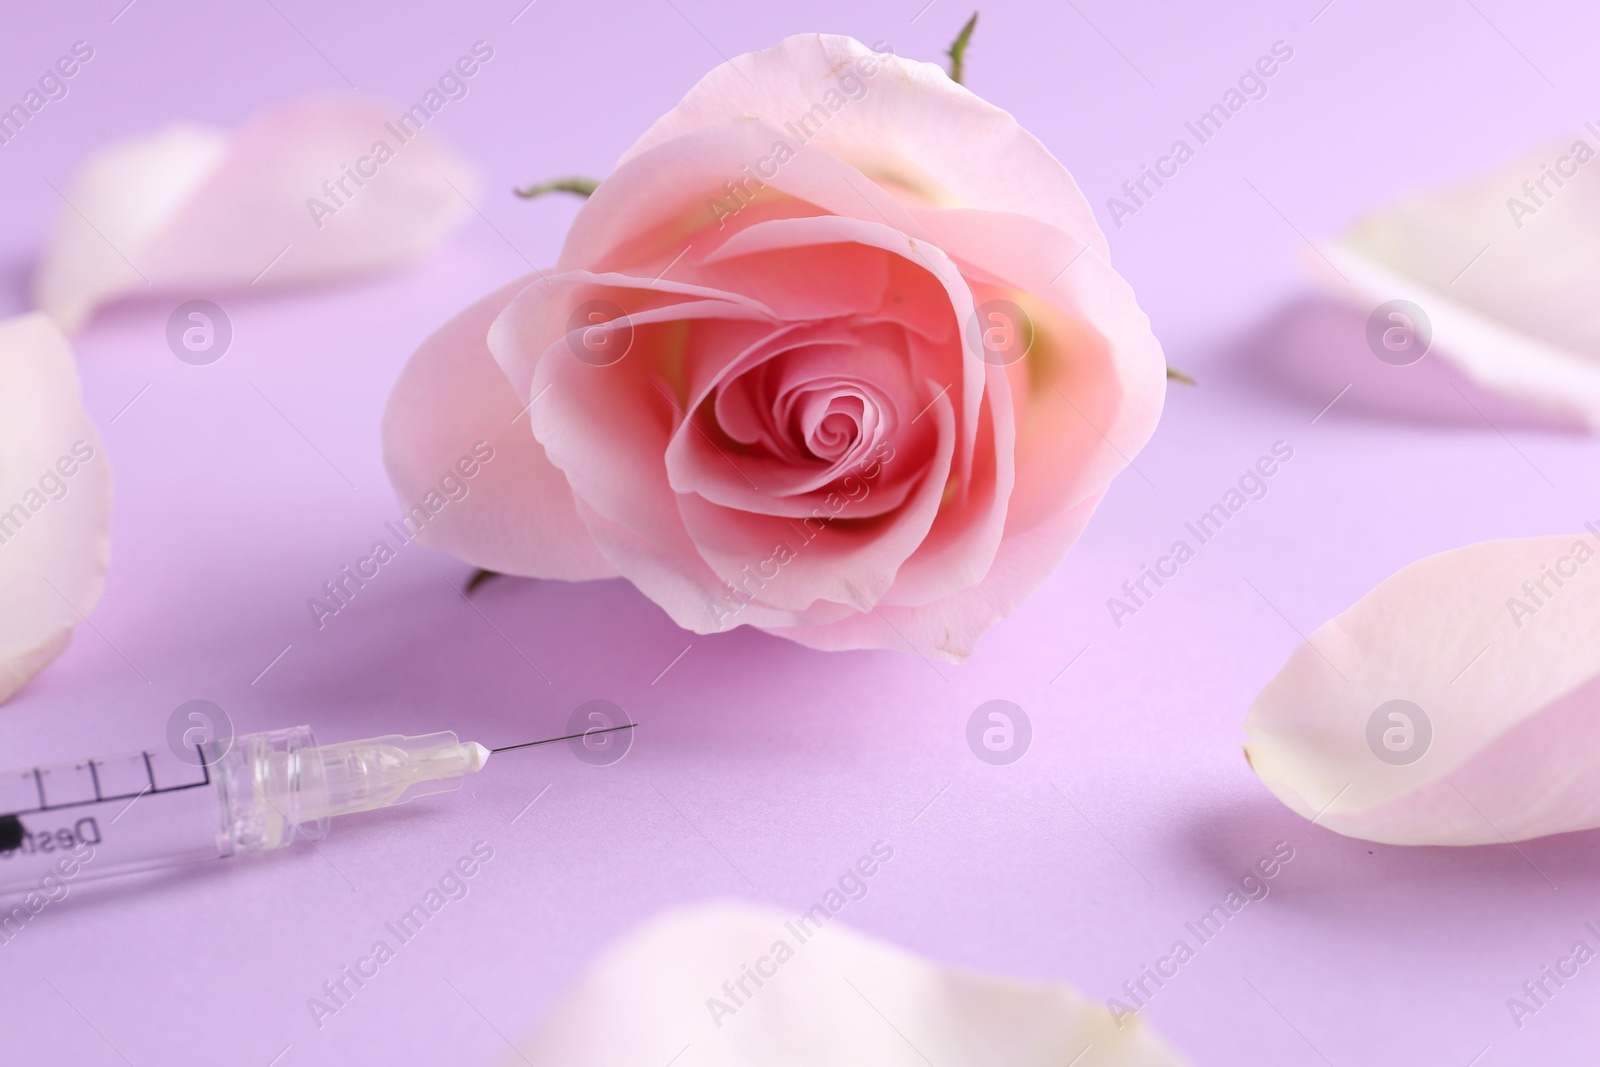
[502, 900, 1191, 1066]
[1311, 133, 1600, 428]
[0, 314, 112, 703]
[1245, 534, 1600, 845]
[34, 96, 478, 332]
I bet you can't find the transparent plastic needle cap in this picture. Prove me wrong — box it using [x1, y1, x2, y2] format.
[299, 732, 491, 822]
[221, 730, 490, 853]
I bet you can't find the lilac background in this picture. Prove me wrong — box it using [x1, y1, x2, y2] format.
[2, 0, 1599, 1063]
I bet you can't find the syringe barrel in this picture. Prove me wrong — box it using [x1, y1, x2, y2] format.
[0, 725, 487, 903]
[0, 726, 324, 901]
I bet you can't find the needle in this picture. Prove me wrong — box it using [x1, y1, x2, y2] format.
[489, 722, 638, 754]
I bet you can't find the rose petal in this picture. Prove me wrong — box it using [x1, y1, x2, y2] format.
[505, 900, 1190, 1067]
[0, 314, 112, 703]
[31, 124, 229, 333]
[685, 211, 1018, 612]
[875, 367, 1011, 609]
[699, 213, 986, 484]
[561, 117, 927, 279]
[1309, 135, 1600, 428]
[1244, 534, 1600, 844]
[34, 96, 477, 331]
[911, 208, 1164, 526]
[670, 322, 925, 513]
[569, 495, 863, 634]
[1249, 296, 1583, 432]
[620, 34, 1108, 257]
[493, 274, 776, 562]
[676, 391, 954, 613]
[381, 277, 616, 580]
[770, 491, 1105, 662]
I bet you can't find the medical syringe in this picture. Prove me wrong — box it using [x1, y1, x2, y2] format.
[0, 721, 635, 897]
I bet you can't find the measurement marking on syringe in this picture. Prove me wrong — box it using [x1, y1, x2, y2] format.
[5, 747, 212, 820]
[9, 778, 208, 817]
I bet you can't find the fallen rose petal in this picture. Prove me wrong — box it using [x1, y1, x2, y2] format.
[34, 96, 477, 332]
[1309, 135, 1600, 429]
[502, 900, 1190, 1066]
[0, 314, 113, 703]
[1247, 296, 1587, 433]
[1244, 534, 1600, 845]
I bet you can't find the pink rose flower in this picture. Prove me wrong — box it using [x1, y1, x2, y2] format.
[383, 34, 1165, 661]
